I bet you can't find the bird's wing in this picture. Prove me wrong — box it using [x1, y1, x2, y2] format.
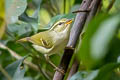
[30, 31, 54, 49]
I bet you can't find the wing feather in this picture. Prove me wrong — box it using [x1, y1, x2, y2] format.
[30, 31, 53, 49]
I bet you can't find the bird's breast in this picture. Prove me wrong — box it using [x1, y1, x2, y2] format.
[48, 31, 69, 54]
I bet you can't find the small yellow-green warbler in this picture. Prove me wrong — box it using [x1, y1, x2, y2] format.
[18, 18, 73, 73]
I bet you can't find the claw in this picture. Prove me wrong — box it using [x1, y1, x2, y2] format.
[54, 67, 65, 75]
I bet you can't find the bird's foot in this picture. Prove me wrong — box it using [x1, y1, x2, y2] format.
[54, 67, 65, 75]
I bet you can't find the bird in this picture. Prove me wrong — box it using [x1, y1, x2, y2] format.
[17, 18, 73, 74]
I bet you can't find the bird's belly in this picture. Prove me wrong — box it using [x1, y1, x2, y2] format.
[32, 44, 52, 54]
[48, 35, 69, 55]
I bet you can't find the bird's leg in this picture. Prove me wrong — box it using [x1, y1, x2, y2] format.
[44, 54, 65, 74]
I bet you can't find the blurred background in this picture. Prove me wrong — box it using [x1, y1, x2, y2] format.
[0, 0, 120, 80]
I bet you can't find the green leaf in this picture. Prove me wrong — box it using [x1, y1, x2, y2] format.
[0, 57, 29, 80]
[104, 36, 120, 63]
[78, 14, 120, 68]
[6, 0, 27, 24]
[7, 22, 32, 39]
[70, 71, 99, 80]
[74, 0, 82, 4]
[90, 15, 120, 60]
[114, 0, 120, 9]
[19, 0, 42, 33]
[94, 63, 120, 80]
[70, 63, 120, 80]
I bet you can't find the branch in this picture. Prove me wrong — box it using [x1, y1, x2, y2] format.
[53, 0, 93, 80]
[66, 59, 79, 80]
[86, 0, 102, 24]
[37, 64, 52, 80]
[107, 0, 115, 12]
[0, 42, 39, 71]
[66, 0, 102, 79]
[0, 42, 52, 80]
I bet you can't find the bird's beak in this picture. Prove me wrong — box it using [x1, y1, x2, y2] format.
[65, 19, 73, 25]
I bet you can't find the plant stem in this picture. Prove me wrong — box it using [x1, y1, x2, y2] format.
[107, 0, 115, 12]
[37, 63, 51, 80]
[0, 64, 12, 80]
[66, 0, 102, 79]
[0, 42, 39, 71]
[64, 0, 66, 14]
[66, 59, 79, 80]
[53, 0, 93, 80]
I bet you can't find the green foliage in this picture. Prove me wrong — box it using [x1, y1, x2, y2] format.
[0, 57, 32, 80]
[70, 63, 120, 80]
[5, 0, 27, 24]
[7, 23, 32, 38]
[77, 13, 120, 68]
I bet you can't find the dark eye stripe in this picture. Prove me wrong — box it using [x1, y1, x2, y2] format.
[58, 22, 63, 25]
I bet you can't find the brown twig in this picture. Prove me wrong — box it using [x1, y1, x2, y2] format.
[66, 59, 79, 80]
[0, 42, 39, 71]
[53, 0, 93, 80]
[107, 0, 116, 12]
[72, 9, 90, 13]
[37, 64, 51, 80]
[66, 0, 102, 79]
[86, 0, 102, 25]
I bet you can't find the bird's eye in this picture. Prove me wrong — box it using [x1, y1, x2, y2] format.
[58, 22, 63, 25]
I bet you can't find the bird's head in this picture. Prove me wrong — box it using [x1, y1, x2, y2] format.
[50, 18, 73, 32]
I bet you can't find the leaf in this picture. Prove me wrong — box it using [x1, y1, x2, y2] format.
[94, 63, 120, 80]
[70, 71, 99, 80]
[104, 35, 120, 64]
[114, 0, 120, 9]
[74, 0, 82, 4]
[70, 63, 120, 80]
[19, 0, 42, 33]
[7, 22, 32, 39]
[90, 15, 120, 60]
[0, 57, 29, 80]
[77, 13, 120, 68]
[6, 0, 27, 24]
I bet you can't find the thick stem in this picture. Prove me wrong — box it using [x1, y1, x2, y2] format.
[86, 0, 102, 24]
[67, 59, 79, 80]
[107, 0, 115, 12]
[66, 0, 102, 79]
[53, 0, 93, 80]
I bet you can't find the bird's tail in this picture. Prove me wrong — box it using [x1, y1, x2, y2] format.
[17, 37, 31, 42]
